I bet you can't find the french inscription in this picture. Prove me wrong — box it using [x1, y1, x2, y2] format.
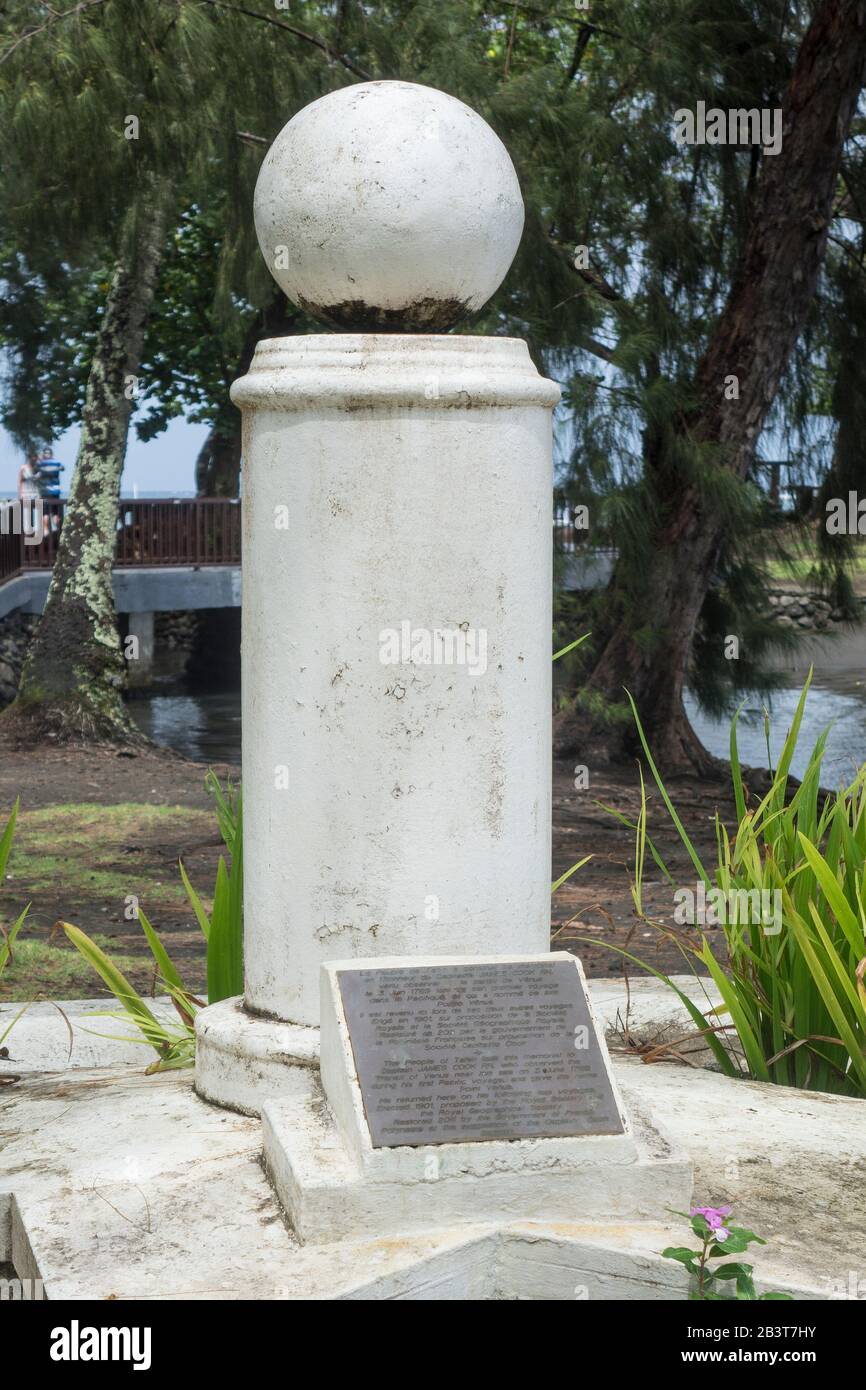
[338, 960, 625, 1147]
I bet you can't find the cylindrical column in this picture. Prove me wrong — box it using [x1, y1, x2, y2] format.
[233, 334, 559, 1025]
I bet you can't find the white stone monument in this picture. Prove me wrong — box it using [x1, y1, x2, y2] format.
[194, 80, 691, 1257]
[196, 81, 560, 1110]
[2, 82, 846, 1306]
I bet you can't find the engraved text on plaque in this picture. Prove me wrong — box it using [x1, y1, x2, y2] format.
[337, 960, 625, 1147]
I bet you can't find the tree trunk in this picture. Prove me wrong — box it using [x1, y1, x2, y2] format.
[194, 423, 242, 498]
[556, 0, 866, 770]
[195, 294, 301, 497]
[7, 192, 168, 744]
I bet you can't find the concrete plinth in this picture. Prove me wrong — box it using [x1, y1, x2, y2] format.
[263, 1084, 692, 1246]
[232, 334, 559, 1029]
[188, 81, 693, 1277]
[194, 997, 318, 1115]
[3, 1051, 858, 1300]
[255, 953, 691, 1243]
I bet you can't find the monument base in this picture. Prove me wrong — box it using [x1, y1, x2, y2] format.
[263, 1079, 693, 1245]
[1, 1005, 846, 1300]
[257, 953, 693, 1244]
[194, 996, 319, 1116]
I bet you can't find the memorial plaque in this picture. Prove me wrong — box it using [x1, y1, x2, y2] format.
[337, 960, 625, 1147]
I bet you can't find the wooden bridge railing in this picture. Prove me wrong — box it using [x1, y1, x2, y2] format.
[0, 498, 242, 587]
[1, 494, 591, 588]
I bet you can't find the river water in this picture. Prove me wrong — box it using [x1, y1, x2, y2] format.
[130, 671, 866, 786]
[130, 690, 242, 765]
[686, 670, 866, 787]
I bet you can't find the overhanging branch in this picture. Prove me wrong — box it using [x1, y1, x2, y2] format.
[548, 235, 624, 305]
[0, 0, 108, 67]
[198, 0, 373, 81]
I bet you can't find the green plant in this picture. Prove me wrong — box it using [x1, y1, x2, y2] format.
[596, 672, 866, 1096]
[0, 799, 32, 1052]
[57, 922, 197, 1072]
[663, 1207, 792, 1300]
[59, 772, 242, 1072]
[551, 634, 593, 892]
[180, 770, 243, 1005]
[0, 800, 27, 977]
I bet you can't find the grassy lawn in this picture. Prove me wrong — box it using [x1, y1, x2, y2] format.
[4, 802, 215, 908]
[0, 932, 144, 1000]
[766, 534, 866, 591]
[0, 802, 217, 1000]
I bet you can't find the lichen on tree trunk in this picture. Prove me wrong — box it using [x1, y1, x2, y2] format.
[7, 192, 169, 745]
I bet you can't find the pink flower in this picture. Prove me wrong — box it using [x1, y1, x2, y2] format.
[691, 1204, 733, 1239]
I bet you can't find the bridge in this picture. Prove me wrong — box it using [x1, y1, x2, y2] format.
[0, 498, 242, 619]
[0, 498, 241, 680]
[0, 495, 605, 626]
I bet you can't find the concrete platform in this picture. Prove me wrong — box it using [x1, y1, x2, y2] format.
[2, 1054, 861, 1299]
[258, 954, 691, 1245]
[0, 997, 180, 1075]
[263, 1075, 692, 1245]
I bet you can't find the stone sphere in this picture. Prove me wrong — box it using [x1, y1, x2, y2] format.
[253, 81, 525, 332]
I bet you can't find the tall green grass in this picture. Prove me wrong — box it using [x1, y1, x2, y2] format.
[0, 800, 27, 979]
[0, 799, 32, 1051]
[606, 673, 866, 1097]
[59, 772, 243, 1072]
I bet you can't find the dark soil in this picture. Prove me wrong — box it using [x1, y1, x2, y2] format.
[0, 730, 743, 1000]
[551, 757, 744, 978]
[0, 734, 238, 999]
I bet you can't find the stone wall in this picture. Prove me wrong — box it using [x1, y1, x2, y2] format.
[766, 589, 852, 633]
[0, 613, 39, 706]
[154, 610, 199, 652]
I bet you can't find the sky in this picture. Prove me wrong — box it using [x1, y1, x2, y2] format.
[0, 414, 208, 497]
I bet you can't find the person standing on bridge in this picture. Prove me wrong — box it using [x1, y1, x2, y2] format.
[17, 453, 40, 502]
[15, 453, 42, 545]
[36, 446, 63, 500]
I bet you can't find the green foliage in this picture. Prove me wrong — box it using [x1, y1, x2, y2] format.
[663, 1207, 792, 1300]
[0, 802, 28, 965]
[136, 201, 299, 442]
[57, 920, 196, 1072]
[201, 770, 243, 1005]
[0, 0, 322, 448]
[536, 1, 862, 714]
[0, 800, 30, 1047]
[0, 238, 106, 451]
[58, 771, 243, 1071]
[599, 673, 866, 1097]
[550, 634, 593, 889]
[0, 798, 23, 962]
[2, 1, 862, 706]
